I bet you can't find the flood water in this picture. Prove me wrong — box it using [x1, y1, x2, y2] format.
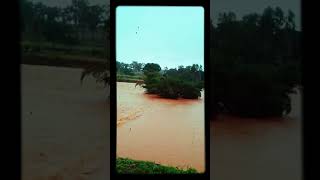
[117, 82, 205, 172]
[116, 81, 303, 178]
[211, 87, 303, 180]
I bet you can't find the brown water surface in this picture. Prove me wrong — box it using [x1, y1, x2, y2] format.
[211, 87, 303, 180]
[117, 82, 205, 172]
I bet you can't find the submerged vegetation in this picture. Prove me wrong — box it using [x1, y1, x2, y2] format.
[210, 7, 301, 117]
[117, 61, 204, 99]
[114, 7, 301, 116]
[142, 63, 204, 99]
[116, 158, 198, 174]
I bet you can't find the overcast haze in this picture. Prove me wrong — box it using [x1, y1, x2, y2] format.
[116, 7, 204, 69]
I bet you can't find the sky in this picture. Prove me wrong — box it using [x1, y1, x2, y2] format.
[32, 0, 301, 30]
[116, 6, 204, 69]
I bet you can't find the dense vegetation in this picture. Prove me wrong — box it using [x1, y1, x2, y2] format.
[117, 61, 204, 99]
[116, 158, 197, 174]
[115, 7, 301, 117]
[142, 63, 204, 99]
[20, 0, 109, 46]
[20, 0, 110, 85]
[209, 7, 301, 117]
[20, 0, 302, 118]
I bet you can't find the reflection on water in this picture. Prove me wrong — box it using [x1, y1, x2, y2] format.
[211, 87, 303, 180]
[117, 82, 205, 172]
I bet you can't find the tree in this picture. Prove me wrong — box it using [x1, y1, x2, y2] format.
[130, 61, 144, 73]
[210, 7, 301, 118]
[20, 0, 34, 33]
[141, 63, 203, 99]
[42, 6, 64, 44]
[143, 63, 161, 74]
[86, 5, 104, 40]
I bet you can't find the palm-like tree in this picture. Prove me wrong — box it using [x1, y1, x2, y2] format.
[80, 61, 110, 87]
[80, 4, 110, 91]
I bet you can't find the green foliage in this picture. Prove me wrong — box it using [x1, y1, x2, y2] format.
[21, 41, 108, 59]
[143, 63, 161, 74]
[80, 64, 109, 86]
[140, 63, 203, 99]
[210, 7, 301, 117]
[156, 77, 181, 99]
[143, 72, 161, 94]
[180, 81, 202, 99]
[117, 74, 143, 83]
[20, 0, 109, 45]
[20, 0, 110, 88]
[116, 61, 138, 76]
[116, 157, 198, 174]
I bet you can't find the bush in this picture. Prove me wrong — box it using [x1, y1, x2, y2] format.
[143, 73, 202, 99]
[211, 63, 299, 117]
[180, 81, 201, 99]
[156, 77, 181, 99]
[142, 72, 161, 94]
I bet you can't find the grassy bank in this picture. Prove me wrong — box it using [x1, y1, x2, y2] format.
[21, 41, 108, 59]
[21, 53, 106, 69]
[21, 41, 107, 69]
[117, 74, 143, 83]
[116, 157, 197, 174]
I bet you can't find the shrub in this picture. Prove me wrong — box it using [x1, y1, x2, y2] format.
[156, 77, 181, 99]
[143, 72, 161, 94]
[143, 73, 202, 99]
[211, 62, 299, 117]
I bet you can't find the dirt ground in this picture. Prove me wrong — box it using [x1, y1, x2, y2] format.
[21, 64, 110, 180]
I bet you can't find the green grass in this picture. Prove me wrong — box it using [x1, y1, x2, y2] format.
[21, 53, 106, 69]
[21, 41, 108, 59]
[21, 41, 108, 68]
[117, 74, 143, 83]
[116, 157, 198, 174]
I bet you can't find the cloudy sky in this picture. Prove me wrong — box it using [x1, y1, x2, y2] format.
[31, 0, 301, 29]
[116, 6, 204, 69]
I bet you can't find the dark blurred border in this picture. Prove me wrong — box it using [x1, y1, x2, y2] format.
[5, 0, 21, 179]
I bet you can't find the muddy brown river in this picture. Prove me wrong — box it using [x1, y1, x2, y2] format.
[211, 87, 303, 180]
[117, 82, 303, 178]
[117, 82, 205, 172]
[22, 64, 302, 179]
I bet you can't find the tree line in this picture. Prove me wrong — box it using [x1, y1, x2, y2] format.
[117, 61, 145, 76]
[117, 61, 204, 99]
[20, 0, 110, 45]
[20, 2, 302, 117]
[210, 7, 301, 117]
